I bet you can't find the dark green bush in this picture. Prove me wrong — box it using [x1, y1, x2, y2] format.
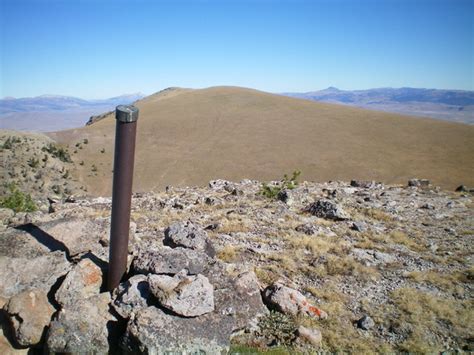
[42, 143, 72, 163]
[1, 136, 21, 149]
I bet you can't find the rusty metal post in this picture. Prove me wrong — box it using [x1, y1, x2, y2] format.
[107, 105, 139, 291]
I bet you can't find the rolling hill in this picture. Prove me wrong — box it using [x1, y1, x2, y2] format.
[47, 86, 474, 196]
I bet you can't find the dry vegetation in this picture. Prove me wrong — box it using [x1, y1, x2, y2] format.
[23, 178, 471, 353]
[46, 86, 474, 196]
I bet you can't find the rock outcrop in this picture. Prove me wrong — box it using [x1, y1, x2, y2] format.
[0, 178, 471, 353]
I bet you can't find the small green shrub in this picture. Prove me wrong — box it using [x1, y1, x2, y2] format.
[83, 138, 89, 144]
[260, 170, 301, 199]
[1, 136, 21, 149]
[91, 164, 98, 172]
[27, 157, 40, 168]
[42, 143, 72, 163]
[0, 184, 37, 212]
[256, 311, 297, 346]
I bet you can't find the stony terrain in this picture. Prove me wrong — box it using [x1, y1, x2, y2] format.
[0, 178, 472, 353]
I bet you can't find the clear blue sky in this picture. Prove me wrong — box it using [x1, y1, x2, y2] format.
[1, 0, 472, 99]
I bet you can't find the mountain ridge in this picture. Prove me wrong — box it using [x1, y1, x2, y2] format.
[46, 86, 474, 195]
[283, 87, 474, 123]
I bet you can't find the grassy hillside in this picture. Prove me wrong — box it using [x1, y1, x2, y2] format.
[48, 86, 474, 196]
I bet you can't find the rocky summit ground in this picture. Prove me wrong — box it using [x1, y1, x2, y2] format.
[0, 178, 473, 353]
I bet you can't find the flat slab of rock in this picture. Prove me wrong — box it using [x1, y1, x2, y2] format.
[55, 258, 103, 307]
[0, 251, 71, 299]
[148, 272, 214, 317]
[132, 246, 211, 275]
[263, 282, 328, 319]
[4, 289, 55, 347]
[2, 218, 114, 262]
[47, 293, 117, 354]
[122, 269, 267, 353]
[164, 221, 215, 256]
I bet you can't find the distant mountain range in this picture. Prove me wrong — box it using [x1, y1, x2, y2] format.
[0, 93, 145, 114]
[0, 93, 145, 132]
[283, 87, 474, 124]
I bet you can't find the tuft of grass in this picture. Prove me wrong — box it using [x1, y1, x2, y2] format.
[389, 287, 472, 352]
[389, 230, 423, 250]
[362, 208, 394, 222]
[0, 184, 37, 213]
[406, 270, 468, 295]
[217, 245, 241, 262]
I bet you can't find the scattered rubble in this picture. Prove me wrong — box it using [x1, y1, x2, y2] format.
[0, 178, 472, 353]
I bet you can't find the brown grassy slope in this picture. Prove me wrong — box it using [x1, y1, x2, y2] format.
[48, 86, 474, 196]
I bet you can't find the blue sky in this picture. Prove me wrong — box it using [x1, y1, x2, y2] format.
[1, 0, 473, 99]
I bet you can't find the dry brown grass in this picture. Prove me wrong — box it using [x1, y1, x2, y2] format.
[216, 245, 241, 263]
[388, 230, 424, 251]
[302, 283, 392, 353]
[47, 86, 474, 196]
[388, 288, 473, 352]
[406, 269, 470, 295]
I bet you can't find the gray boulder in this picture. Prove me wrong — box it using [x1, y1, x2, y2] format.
[55, 258, 103, 307]
[357, 315, 375, 330]
[46, 293, 116, 353]
[304, 199, 349, 221]
[122, 269, 267, 353]
[0, 251, 71, 300]
[132, 246, 211, 275]
[112, 275, 151, 318]
[123, 306, 226, 353]
[148, 271, 214, 317]
[4, 289, 55, 347]
[164, 221, 215, 256]
[263, 282, 328, 319]
[4, 218, 112, 262]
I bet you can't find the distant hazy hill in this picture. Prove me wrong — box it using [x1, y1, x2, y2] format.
[283, 87, 474, 124]
[47, 86, 474, 195]
[0, 93, 145, 132]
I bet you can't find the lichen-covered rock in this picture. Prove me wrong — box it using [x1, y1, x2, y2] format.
[164, 221, 215, 256]
[46, 293, 116, 353]
[112, 274, 151, 318]
[0, 251, 70, 300]
[132, 246, 211, 275]
[123, 306, 226, 353]
[148, 271, 214, 317]
[304, 199, 349, 220]
[263, 282, 328, 319]
[55, 258, 103, 307]
[4, 289, 55, 347]
[122, 269, 267, 353]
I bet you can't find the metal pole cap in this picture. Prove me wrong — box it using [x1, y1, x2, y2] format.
[116, 105, 139, 123]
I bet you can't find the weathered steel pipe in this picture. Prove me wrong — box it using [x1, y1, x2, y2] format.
[107, 105, 139, 291]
